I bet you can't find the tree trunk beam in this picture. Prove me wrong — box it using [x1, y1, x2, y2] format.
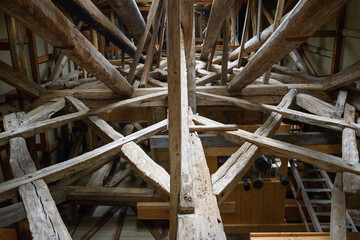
[200, 0, 235, 60]
[4, 113, 71, 240]
[0, 0, 133, 96]
[0, 60, 42, 97]
[323, 60, 360, 91]
[227, 0, 350, 91]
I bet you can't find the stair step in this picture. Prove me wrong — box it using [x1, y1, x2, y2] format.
[305, 188, 331, 193]
[301, 178, 326, 182]
[310, 199, 331, 204]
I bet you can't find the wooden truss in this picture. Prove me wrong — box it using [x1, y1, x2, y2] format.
[0, 0, 359, 239]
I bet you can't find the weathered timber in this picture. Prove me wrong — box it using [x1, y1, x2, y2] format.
[196, 91, 360, 136]
[330, 173, 346, 240]
[0, 0, 133, 95]
[227, 0, 350, 91]
[182, 0, 197, 112]
[189, 125, 238, 132]
[342, 104, 360, 193]
[177, 129, 226, 239]
[139, 0, 165, 87]
[0, 119, 167, 203]
[192, 115, 360, 174]
[302, 44, 333, 58]
[4, 113, 71, 240]
[54, 0, 139, 59]
[198, 89, 297, 202]
[107, 0, 149, 44]
[200, 0, 235, 60]
[26, 98, 66, 123]
[0, 60, 42, 97]
[323, 60, 360, 91]
[296, 93, 337, 118]
[67, 97, 170, 200]
[236, 0, 250, 67]
[126, 0, 161, 83]
[334, 90, 348, 117]
[168, 0, 193, 235]
[0, 91, 168, 147]
[196, 60, 238, 86]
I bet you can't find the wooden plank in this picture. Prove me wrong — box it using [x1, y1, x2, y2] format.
[4, 113, 71, 240]
[0, 60, 42, 97]
[139, 0, 165, 87]
[0, 119, 167, 202]
[26, 98, 66, 123]
[127, 0, 161, 84]
[168, 0, 193, 235]
[0, 91, 167, 147]
[330, 173, 346, 240]
[221, 17, 229, 85]
[194, 116, 360, 174]
[342, 104, 360, 193]
[182, 0, 197, 112]
[196, 91, 360, 136]
[236, 0, 251, 67]
[227, 0, 350, 91]
[334, 90, 348, 117]
[302, 44, 333, 58]
[296, 93, 337, 118]
[323, 60, 360, 91]
[200, 0, 235, 60]
[67, 97, 170, 200]
[0, 0, 133, 96]
[196, 89, 297, 202]
[177, 128, 226, 239]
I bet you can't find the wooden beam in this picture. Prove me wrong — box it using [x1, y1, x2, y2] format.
[0, 91, 167, 147]
[323, 60, 360, 91]
[3, 113, 71, 239]
[196, 91, 360, 136]
[0, 0, 133, 96]
[331, 6, 346, 75]
[127, 0, 161, 84]
[330, 173, 346, 240]
[196, 89, 297, 202]
[67, 97, 170, 200]
[139, 0, 165, 87]
[0, 60, 42, 97]
[26, 98, 66, 123]
[168, 0, 192, 235]
[334, 90, 348, 117]
[302, 44, 333, 58]
[107, 0, 149, 44]
[227, 0, 350, 91]
[0, 119, 167, 203]
[221, 17, 229, 85]
[181, 0, 197, 112]
[296, 93, 337, 118]
[342, 104, 360, 194]
[192, 115, 360, 174]
[54, 0, 139, 59]
[177, 128, 226, 239]
[236, 0, 251, 67]
[200, 0, 235, 60]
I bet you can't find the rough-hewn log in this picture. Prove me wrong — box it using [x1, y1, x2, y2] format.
[0, 119, 168, 203]
[4, 113, 71, 240]
[200, 0, 235, 60]
[323, 60, 360, 91]
[0, 60, 42, 97]
[342, 104, 360, 193]
[227, 0, 350, 91]
[107, 0, 149, 44]
[53, 0, 140, 60]
[0, 0, 133, 95]
[330, 173, 346, 240]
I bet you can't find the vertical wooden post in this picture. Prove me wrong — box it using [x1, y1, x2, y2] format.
[237, 0, 251, 67]
[221, 17, 229, 85]
[181, 0, 196, 112]
[167, 0, 182, 237]
[26, 29, 40, 83]
[331, 6, 346, 75]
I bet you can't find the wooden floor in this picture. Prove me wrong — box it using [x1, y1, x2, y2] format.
[72, 208, 155, 240]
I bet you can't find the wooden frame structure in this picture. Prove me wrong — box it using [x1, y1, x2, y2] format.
[0, 0, 359, 239]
